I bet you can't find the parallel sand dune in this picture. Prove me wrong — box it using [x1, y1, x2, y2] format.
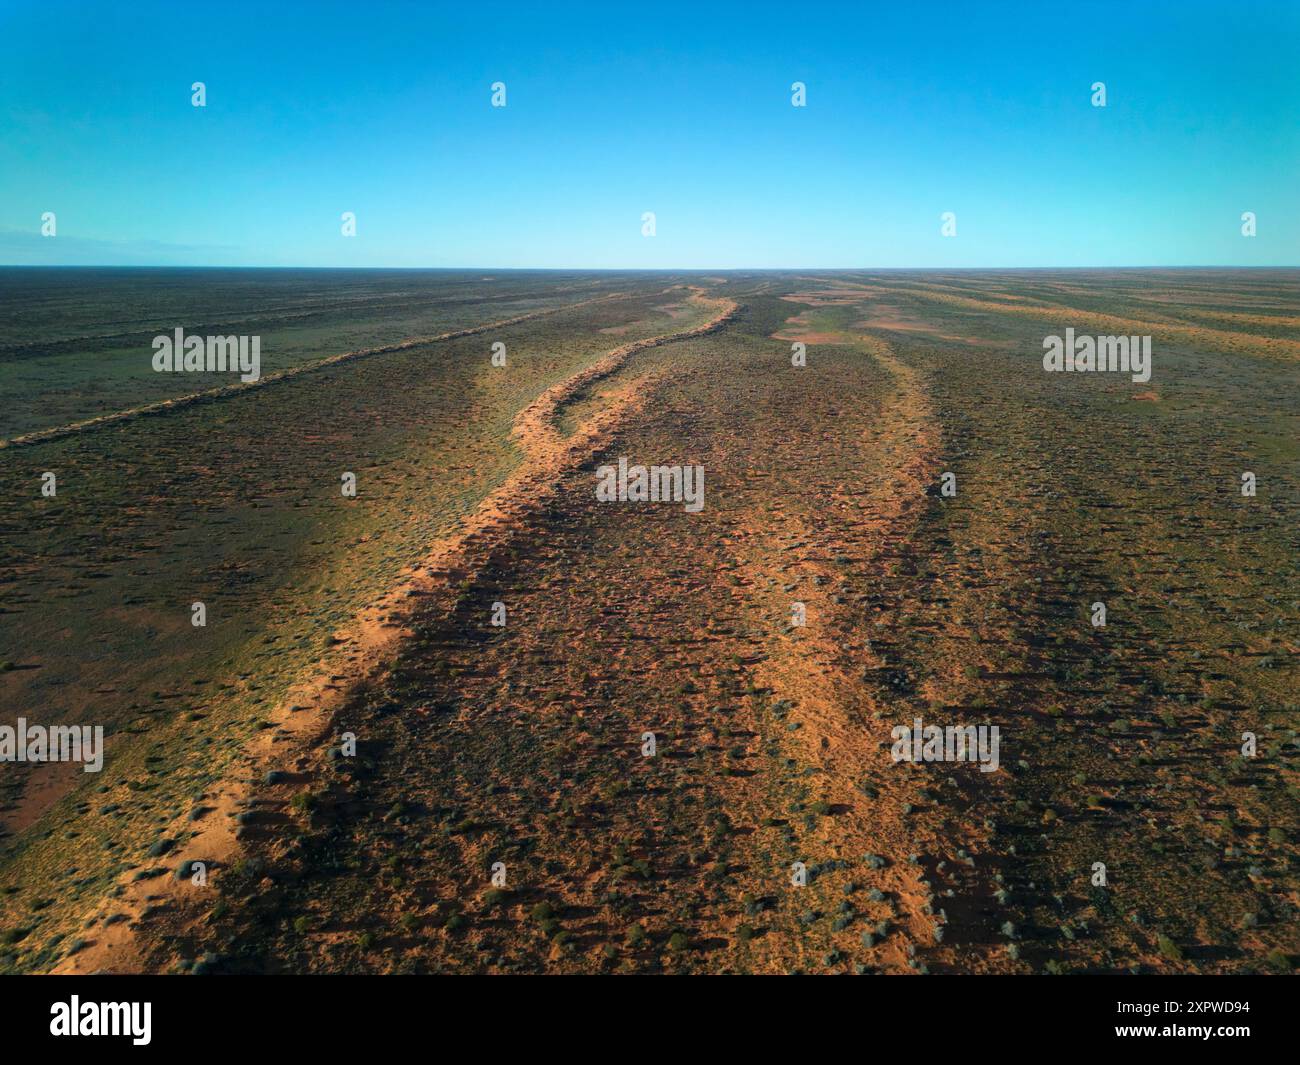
[3, 271, 1297, 975]
[47, 290, 739, 974]
[0, 290, 642, 450]
[1, 280, 718, 967]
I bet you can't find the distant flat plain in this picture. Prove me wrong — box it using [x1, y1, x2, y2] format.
[1, 268, 1295, 975]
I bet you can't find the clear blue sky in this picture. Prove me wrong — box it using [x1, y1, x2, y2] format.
[1, 0, 1296, 268]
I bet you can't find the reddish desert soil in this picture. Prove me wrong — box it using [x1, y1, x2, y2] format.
[19, 271, 1298, 977]
[53, 293, 739, 974]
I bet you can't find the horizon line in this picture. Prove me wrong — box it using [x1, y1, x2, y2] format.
[4, 263, 1300, 272]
